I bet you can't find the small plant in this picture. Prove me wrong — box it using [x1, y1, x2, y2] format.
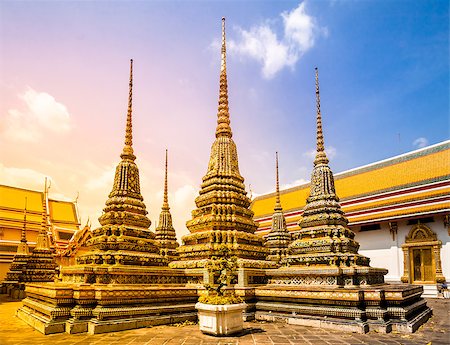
[198, 244, 243, 305]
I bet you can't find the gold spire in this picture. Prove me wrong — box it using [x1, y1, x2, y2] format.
[314, 67, 329, 166]
[16, 197, 30, 255]
[163, 149, 169, 210]
[274, 152, 282, 211]
[36, 178, 51, 250]
[21, 198, 28, 243]
[41, 178, 49, 233]
[215, 17, 232, 138]
[121, 59, 135, 160]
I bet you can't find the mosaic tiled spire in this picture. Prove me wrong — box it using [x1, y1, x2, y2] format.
[35, 178, 51, 251]
[98, 59, 151, 229]
[17, 198, 30, 255]
[265, 152, 291, 263]
[287, 68, 379, 272]
[299, 68, 346, 229]
[155, 149, 179, 260]
[26, 178, 56, 282]
[74, 60, 165, 270]
[172, 18, 272, 268]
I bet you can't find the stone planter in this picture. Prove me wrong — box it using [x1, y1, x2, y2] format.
[195, 302, 246, 336]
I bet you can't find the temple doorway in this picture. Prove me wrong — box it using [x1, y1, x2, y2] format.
[411, 246, 434, 283]
[401, 223, 445, 284]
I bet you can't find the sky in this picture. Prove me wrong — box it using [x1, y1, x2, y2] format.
[0, 1, 448, 239]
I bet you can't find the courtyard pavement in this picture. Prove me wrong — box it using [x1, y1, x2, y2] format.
[0, 295, 448, 345]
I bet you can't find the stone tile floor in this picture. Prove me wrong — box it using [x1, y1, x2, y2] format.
[0, 296, 448, 345]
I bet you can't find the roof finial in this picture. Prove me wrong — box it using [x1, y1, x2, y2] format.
[21, 197, 28, 243]
[121, 59, 135, 160]
[215, 17, 232, 138]
[163, 149, 169, 210]
[221, 17, 226, 73]
[274, 152, 282, 211]
[314, 67, 329, 165]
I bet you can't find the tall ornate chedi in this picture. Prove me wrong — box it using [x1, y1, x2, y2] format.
[264, 152, 291, 264]
[285, 68, 385, 282]
[155, 149, 179, 261]
[255, 68, 431, 334]
[69, 59, 166, 276]
[171, 18, 273, 270]
[18, 61, 198, 335]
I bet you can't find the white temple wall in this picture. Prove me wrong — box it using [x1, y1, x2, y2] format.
[354, 225, 402, 282]
[353, 215, 449, 284]
[434, 215, 450, 281]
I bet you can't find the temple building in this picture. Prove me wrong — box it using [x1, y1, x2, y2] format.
[14, 19, 434, 335]
[252, 141, 449, 297]
[0, 183, 80, 281]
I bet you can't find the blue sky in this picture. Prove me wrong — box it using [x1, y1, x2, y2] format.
[1, 0, 448, 236]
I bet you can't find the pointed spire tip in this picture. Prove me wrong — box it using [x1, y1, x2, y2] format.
[121, 59, 135, 160]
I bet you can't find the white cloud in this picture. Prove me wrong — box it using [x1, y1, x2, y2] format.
[412, 137, 429, 149]
[228, 2, 326, 79]
[0, 163, 50, 190]
[0, 163, 74, 203]
[84, 164, 116, 192]
[303, 145, 337, 160]
[281, 178, 309, 190]
[2, 87, 71, 142]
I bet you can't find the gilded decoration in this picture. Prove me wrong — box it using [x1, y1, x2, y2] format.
[284, 69, 386, 286]
[73, 59, 166, 273]
[154, 150, 180, 261]
[171, 18, 273, 270]
[401, 223, 445, 283]
[264, 152, 292, 264]
[3, 185, 56, 298]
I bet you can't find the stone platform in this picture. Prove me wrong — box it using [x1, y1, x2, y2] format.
[255, 283, 431, 334]
[1, 295, 448, 345]
[17, 282, 198, 334]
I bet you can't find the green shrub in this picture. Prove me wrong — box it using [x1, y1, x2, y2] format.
[200, 244, 243, 305]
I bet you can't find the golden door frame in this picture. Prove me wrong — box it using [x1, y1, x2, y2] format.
[401, 223, 445, 284]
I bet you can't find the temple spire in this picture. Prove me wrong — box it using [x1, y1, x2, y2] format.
[274, 152, 282, 211]
[314, 67, 329, 166]
[16, 197, 30, 255]
[163, 149, 169, 210]
[215, 17, 232, 138]
[121, 59, 135, 160]
[21, 198, 28, 244]
[36, 178, 51, 250]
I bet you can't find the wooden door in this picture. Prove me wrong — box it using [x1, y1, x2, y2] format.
[411, 247, 434, 283]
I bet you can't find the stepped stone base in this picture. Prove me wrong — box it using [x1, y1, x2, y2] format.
[16, 282, 199, 335]
[256, 311, 370, 333]
[254, 283, 431, 334]
[16, 274, 432, 335]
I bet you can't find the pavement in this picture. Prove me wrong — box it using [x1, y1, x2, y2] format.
[0, 295, 448, 345]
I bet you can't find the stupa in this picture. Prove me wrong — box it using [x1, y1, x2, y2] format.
[170, 18, 275, 276]
[264, 152, 291, 264]
[255, 68, 432, 333]
[2, 199, 31, 299]
[154, 149, 179, 261]
[17, 60, 197, 335]
[24, 180, 57, 283]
